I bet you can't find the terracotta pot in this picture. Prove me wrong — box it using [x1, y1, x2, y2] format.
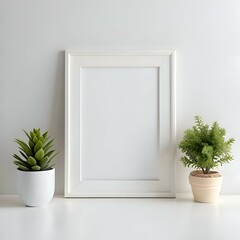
[17, 168, 55, 207]
[189, 170, 222, 203]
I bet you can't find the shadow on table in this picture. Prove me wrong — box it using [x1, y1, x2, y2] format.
[0, 196, 24, 208]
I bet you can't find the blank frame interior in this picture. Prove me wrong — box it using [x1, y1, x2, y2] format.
[65, 50, 176, 197]
[82, 67, 159, 180]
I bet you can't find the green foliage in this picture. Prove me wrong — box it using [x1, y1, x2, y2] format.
[13, 128, 58, 171]
[178, 116, 235, 174]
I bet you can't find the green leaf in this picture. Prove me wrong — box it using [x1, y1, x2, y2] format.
[43, 138, 54, 152]
[39, 156, 49, 166]
[45, 150, 55, 158]
[46, 164, 55, 169]
[41, 164, 50, 170]
[35, 129, 41, 138]
[29, 139, 34, 149]
[17, 165, 30, 171]
[15, 139, 32, 156]
[49, 151, 59, 162]
[23, 129, 32, 142]
[33, 136, 38, 144]
[34, 140, 43, 153]
[27, 156, 37, 166]
[30, 131, 35, 139]
[13, 154, 25, 162]
[35, 148, 44, 161]
[31, 165, 41, 171]
[40, 156, 50, 169]
[42, 163, 55, 170]
[19, 151, 28, 160]
[42, 131, 48, 140]
[14, 160, 29, 168]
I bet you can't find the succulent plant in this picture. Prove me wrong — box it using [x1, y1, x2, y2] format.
[13, 128, 57, 171]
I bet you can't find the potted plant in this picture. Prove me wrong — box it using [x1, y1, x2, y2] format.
[178, 116, 234, 203]
[13, 128, 58, 207]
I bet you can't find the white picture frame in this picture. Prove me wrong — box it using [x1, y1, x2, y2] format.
[65, 50, 176, 197]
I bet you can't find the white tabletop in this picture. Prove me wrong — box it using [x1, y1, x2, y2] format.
[0, 194, 239, 240]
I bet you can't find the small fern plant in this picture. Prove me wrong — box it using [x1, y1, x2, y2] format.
[14, 128, 58, 171]
[178, 116, 235, 174]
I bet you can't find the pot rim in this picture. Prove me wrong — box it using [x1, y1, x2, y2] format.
[190, 170, 221, 178]
[17, 168, 55, 173]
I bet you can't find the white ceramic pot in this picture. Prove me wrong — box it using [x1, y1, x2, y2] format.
[17, 168, 55, 207]
[189, 171, 222, 203]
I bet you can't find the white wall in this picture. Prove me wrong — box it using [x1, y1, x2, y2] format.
[1, 0, 240, 194]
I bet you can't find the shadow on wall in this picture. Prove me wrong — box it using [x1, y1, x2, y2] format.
[49, 51, 65, 194]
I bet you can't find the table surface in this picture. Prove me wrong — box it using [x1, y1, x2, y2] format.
[0, 194, 240, 240]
